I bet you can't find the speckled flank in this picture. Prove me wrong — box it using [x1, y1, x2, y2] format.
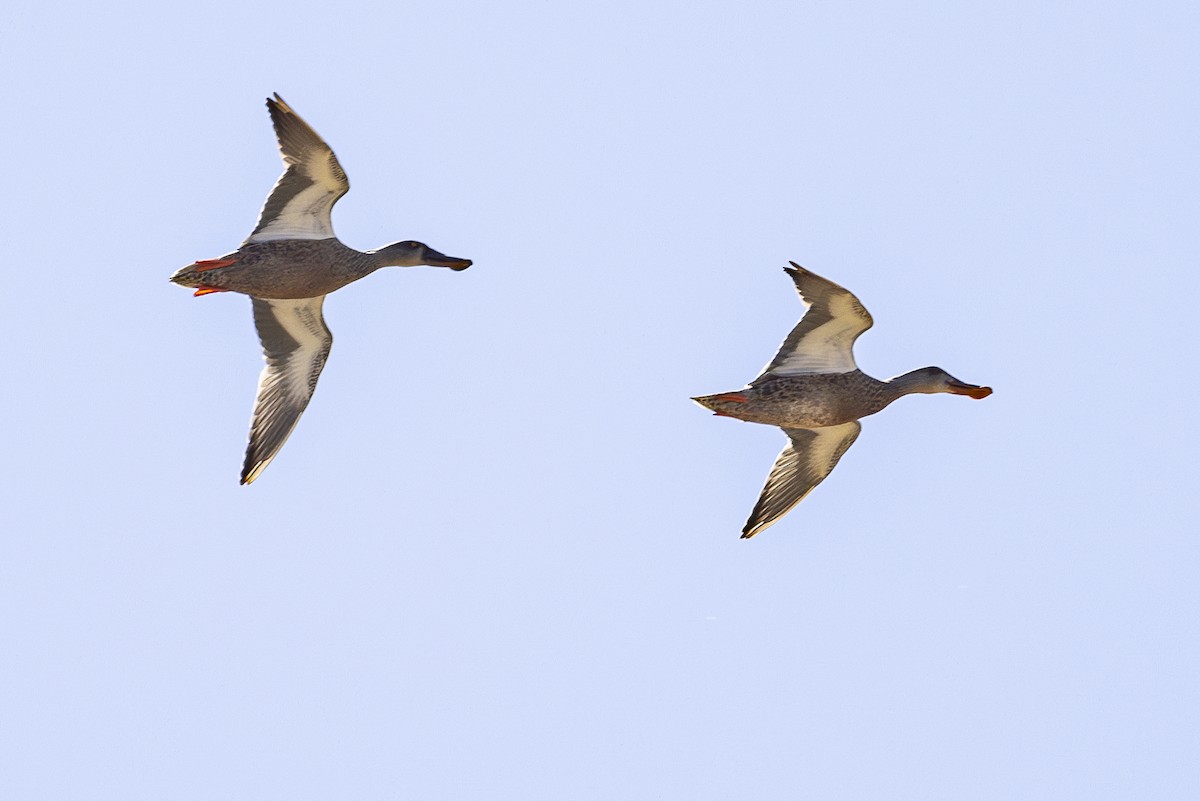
[170, 240, 383, 299]
[694, 371, 900, 428]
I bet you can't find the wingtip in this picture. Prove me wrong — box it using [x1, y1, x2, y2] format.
[240, 462, 260, 485]
[740, 529, 756, 540]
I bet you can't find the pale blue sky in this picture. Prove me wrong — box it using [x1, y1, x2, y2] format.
[2, 1, 1197, 798]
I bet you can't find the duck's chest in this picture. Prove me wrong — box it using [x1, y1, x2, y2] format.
[227, 241, 365, 299]
[745, 374, 882, 427]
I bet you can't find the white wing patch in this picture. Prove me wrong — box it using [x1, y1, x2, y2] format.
[247, 96, 351, 244]
[799, 421, 861, 479]
[248, 152, 347, 243]
[763, 293, 866, 376]
[242, 297, 333, 484]
[742, 421, 862, 538]
[249, 189, 339, 242]
[264, 300, 329, 397]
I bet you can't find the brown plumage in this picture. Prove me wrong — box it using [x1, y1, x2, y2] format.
[171, 94, 471, 484]
[693, 264, 992, 539]
[171, 239, 467, 300]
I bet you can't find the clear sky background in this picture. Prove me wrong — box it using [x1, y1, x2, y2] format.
[2, 1, 1197, 798]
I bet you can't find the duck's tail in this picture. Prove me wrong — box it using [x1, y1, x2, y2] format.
[691, 391, 750, 416]
[169, 257, 239, 291]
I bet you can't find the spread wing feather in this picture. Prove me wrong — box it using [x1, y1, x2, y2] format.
[741, 422, 862, 538]
[752, 264, 873, 382]
[241, 297, 333, 484]
[246, 94, 350, 243]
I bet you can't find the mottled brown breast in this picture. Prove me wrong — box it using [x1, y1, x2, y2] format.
[739, 372, 891, 428]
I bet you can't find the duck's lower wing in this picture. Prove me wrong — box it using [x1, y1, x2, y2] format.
[742, 421, 862, 538]
[241, 297, 333, 485]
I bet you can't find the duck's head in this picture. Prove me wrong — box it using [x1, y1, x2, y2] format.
[376, 240, 472, 270]
[897, 366, 993, 399]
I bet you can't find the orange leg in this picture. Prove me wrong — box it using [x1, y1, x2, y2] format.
[193, 258, 238, 272]
[193, 286, 229, 297]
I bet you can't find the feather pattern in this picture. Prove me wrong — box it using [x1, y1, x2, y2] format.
[752, 263, 874, 381]
[741, 422, 862, 538]
[246, 94, 350, 243]
[242, 297, 334, 484]
[174, 94, 472, 484]
[695, 264, 991, 538]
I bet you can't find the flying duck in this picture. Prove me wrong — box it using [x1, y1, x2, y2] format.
[693, 264, 991, 538]
[171, 94, 471, 484]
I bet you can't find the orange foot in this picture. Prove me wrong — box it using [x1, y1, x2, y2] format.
[194, 286, 229, 297]
[710, 391, 749, 403]
[193, 258, 238, 272]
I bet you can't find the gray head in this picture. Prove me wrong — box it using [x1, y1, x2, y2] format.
[892, 366, 993, 399]
[373, 240, 472, 270]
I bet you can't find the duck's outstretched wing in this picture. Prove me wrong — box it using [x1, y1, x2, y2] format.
[741, 421, 862, 538]
[246, 94, 350, 244]
[751, 263, 874, 383]
[241, 297, 334, 484]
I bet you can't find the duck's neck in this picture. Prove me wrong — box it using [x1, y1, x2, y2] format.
[368, 241, 429, 269]
[883, 368, 941, 401]
[339, 247, 407, 282]
[368, 249, 408, 269]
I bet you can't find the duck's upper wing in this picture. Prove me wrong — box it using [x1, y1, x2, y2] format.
[751, 263, 874, 384]
[246, 94, 350, 244]
[241, 297, 334, 484]
[741, 421, 862, 538]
